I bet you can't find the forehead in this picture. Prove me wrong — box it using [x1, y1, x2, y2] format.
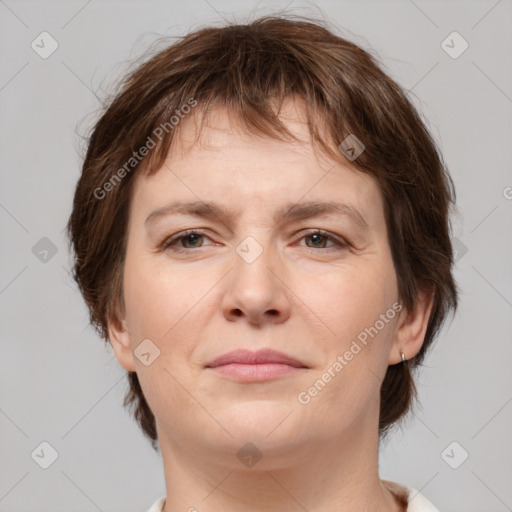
[131, 99, 384, 231]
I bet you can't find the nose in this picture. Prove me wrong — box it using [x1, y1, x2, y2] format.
[221, 239, 291, 326]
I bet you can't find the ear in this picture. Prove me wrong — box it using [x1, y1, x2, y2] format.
[389, 288, 435, 365]
[107, 301, 137, 372]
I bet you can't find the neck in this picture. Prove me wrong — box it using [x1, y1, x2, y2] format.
[157, 400, 404, 512]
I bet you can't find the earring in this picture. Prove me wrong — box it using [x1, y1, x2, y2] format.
[400, 350, 406, 363]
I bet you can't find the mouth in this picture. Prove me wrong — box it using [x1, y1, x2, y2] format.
[205, 348, 308, 382]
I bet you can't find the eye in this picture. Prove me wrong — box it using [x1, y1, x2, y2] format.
[298, 230, 347, 251]
[161, 230, 213, 253]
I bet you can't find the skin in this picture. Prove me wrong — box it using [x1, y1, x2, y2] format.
[108, 97, 433, 512]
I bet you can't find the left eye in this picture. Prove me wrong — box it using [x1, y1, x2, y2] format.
[300, 230, 345, 249]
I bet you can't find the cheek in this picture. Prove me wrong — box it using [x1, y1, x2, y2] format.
[295, 263, 397, 419]
[292, 256, 397, 343]
[122, 256, 181, 340]
[122, 255, 214, 360]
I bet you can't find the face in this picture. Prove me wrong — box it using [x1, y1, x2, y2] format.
[109, 98, 426, 466]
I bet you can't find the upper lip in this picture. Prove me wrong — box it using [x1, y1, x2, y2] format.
[205, 349, 307, 368]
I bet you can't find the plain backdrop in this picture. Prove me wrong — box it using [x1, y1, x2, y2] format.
[1, 1, 511, 511]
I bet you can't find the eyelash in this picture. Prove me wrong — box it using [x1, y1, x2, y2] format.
[160, 229, 347, 254]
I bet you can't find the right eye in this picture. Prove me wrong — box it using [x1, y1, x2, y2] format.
[160, 230, 214, 252]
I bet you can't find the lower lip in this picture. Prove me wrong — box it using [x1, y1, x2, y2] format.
[208, 363, 305, 381]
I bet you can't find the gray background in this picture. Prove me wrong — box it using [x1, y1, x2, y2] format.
[1, 0, 511, 511]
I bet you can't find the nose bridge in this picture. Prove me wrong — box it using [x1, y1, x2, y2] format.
[222, 229, 291, 324]
[233, 230, 280, 295]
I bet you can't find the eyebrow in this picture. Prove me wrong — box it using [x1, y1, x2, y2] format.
[145, 200, 369, 230]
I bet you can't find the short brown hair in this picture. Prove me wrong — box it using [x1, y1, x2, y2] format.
[66, 14, 459, 450]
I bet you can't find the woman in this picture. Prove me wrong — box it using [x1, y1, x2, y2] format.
[66, 15, 458, 512]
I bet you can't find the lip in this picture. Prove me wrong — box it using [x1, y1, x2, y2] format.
[205, 348, 308, 382]
[205, 348, 307, 368]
